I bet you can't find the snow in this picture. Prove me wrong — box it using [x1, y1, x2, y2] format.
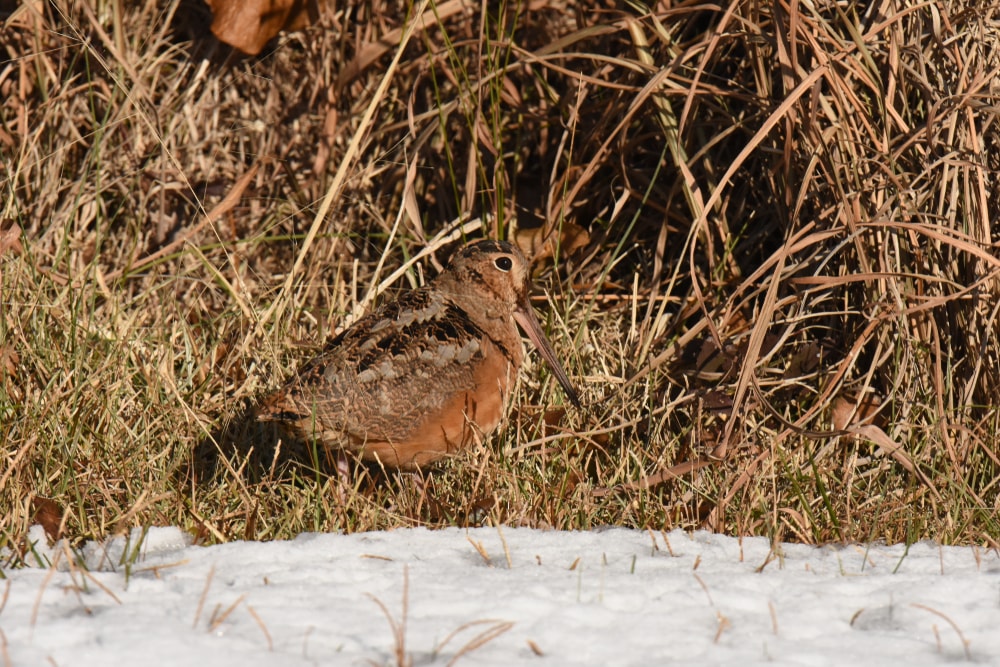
[3, 526, 999, 665]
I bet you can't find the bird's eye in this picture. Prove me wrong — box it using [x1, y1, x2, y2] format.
[494, 256, 513, 272]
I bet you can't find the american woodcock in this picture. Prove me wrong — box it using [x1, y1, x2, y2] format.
[256, 239, 580, 469]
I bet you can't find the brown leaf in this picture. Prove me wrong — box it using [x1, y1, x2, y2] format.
[514, 222, 590, 267]
[701, 389, 734, 412]
[207, 0, 319, 55]
[0, 345, 17, 376]
[0, 219, 23, 257]
[31, 496, 65, 542]
[831, 393, 883, 431]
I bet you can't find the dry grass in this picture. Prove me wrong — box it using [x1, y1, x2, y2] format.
[2, 0, 1000, 560]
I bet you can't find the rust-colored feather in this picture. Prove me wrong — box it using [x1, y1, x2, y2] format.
[257, 240, 579, 469]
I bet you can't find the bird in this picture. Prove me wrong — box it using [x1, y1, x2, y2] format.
[256, 239, 580, 469]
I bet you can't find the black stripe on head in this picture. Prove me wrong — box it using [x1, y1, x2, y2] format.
[471, 239, 507, 254]
[454, 239, 515, 261]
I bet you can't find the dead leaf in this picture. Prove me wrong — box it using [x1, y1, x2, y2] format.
[701, 389, 733, 412]
[0, 344, 18, 376]
[0, 219, 23, 257]
[207, 0, 319, 55]
[831, 393, 883, 431]
[514, 221, 590, 267]
[31, 496, 65, 542]
[312, 105, 338, 175]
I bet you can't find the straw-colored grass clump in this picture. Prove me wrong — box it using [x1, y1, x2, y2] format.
[2, 0, 999, 558]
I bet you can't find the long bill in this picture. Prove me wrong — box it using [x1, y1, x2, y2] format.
[513, 302, 581, 408]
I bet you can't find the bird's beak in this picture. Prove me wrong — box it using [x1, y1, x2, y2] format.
[513, 300, 581, 408]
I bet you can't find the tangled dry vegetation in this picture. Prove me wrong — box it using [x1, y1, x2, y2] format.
[2, 0, 1000, 557]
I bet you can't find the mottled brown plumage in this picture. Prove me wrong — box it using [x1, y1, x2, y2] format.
[256, 239, 579, 469]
